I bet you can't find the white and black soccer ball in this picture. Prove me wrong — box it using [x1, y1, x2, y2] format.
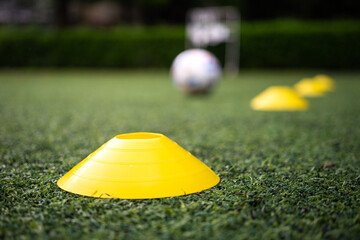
[170, 49, 222, 94]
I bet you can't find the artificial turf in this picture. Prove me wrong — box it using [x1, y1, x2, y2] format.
[0, 70, 359, 240]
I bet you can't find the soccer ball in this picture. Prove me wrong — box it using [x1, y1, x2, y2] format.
[170, 49, 222, 94]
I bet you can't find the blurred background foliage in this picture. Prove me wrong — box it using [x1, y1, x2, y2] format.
[1, 20, 359, 69]
[0, 0, 359, 69]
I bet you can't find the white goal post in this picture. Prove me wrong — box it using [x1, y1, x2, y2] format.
[186, 7, 240, 76]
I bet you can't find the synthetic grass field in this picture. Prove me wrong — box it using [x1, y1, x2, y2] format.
[1, 70, 360, 239]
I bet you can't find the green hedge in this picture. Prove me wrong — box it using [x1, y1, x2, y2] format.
[0, 20, 359, 69]
[239, 20, 360, 69]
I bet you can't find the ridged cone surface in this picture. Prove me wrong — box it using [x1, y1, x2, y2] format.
[294, 78, 326, 97]
[57, 133, 220, 199]
[251, 86, 308, 111]
[313, 74, 335, 92]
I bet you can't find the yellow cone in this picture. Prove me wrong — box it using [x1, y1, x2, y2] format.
[313, 74, 335, 92]
[251, 86, 308, 111]
[57, 132, 219, 199]
[294, 78, 325, 97]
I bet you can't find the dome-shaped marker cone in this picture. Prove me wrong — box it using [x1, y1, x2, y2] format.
[313, 74, 335, 92]
[294, 78, 326, 97]
[57, 132, 220, 199]
[251, 86, 308, 111]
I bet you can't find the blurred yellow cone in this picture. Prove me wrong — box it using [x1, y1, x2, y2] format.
[251, 86, 308, 111]
[313, 74, 335, 92]
[57, 132, 219, 199]
[294, 78, 325, 97]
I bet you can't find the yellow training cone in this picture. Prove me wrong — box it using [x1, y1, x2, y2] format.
[57, 132, 219, 199]
[251, 86, 308, 111]
[313, 74, 335, 92]
[294, 78, 325, 97]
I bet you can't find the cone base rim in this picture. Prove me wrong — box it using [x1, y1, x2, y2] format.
[57, 176, 220, 199]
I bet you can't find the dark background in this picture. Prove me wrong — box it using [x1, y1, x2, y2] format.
[56, 0, 360, 26]
[117, 0, 360, 23]
[3, 0, 360, 26]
